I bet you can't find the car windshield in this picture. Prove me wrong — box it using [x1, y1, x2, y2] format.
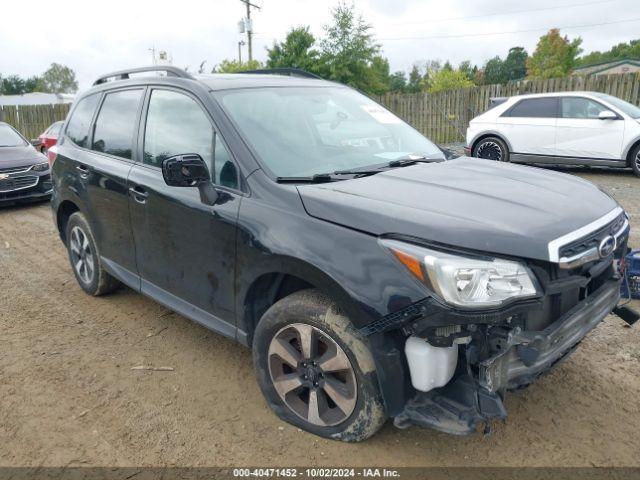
[593, 93, 640, 119]
[214, 86, 442, 177]
[0, 124, 27, 147]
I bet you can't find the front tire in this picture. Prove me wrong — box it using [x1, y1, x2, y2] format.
[252, 289, 386, 442]
[65, 212, 120, 296]
[473, 136, 510, 162]
[629, 143, 640, 177]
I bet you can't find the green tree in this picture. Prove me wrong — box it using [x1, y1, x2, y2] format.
[266, 26, 322, 73]
[458, 60, 477, 82]
[421, 60, 442, 91]
[406, 64, 423, 93]
[213, 59, 263, 73]
[319, 2, 381, 93]
[577, 39, 640, 66]
[38, 63, 78, 93]
[389, 71, 407, 92]
[368, 56, 391, 95]
[482, 56, 505, 84]
[503, 47, 527, 81]
[1, 75, 27, 95]
[527, 29, 582, 78]
[427, 69, 474, 93]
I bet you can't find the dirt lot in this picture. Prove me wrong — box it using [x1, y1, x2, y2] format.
[1, 167, 639, 468]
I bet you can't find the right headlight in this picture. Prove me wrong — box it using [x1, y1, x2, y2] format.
[381, 238, 539, 309]
[30, 162, 50, 172]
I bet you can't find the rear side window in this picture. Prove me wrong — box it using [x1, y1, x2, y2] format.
[561, 97, 609, 119]
[65, 94, 100, 148]
[504, 98, 558, 118]
[92, 89, 143, 160]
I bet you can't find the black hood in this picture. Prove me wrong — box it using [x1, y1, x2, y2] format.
[0, 145, 45, 169]
[297, 157, 619, 262]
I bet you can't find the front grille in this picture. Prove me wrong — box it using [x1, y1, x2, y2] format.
[525, 256, 616, 331]
[558, 212, 627, 259]
[0, 165, 32, 174]
[0, 175, 39, 192]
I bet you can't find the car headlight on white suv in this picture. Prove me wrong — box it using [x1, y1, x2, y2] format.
[30, 162, 50, 172]
[381, 238, 539, 308]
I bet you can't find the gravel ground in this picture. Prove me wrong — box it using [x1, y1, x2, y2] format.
[0, 166, 639, 468]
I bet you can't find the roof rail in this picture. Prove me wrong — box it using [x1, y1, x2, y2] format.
[240, 68, 322, 79]
[93, 66, 195, 86]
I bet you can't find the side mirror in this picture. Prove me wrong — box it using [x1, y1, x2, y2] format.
[598, 110, 618, 120]
[31, 138, 43, 147]
[161, 154, 218, 206]
[162, 154, 210, 186]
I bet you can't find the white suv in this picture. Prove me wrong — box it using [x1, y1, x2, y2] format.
[465, 91, 640, 176]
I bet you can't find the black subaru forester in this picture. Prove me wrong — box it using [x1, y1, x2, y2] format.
[51, 66, 633, 441]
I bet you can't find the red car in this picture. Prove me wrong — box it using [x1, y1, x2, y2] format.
[37, 121, 63, 154]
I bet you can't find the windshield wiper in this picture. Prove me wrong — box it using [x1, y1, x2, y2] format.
[276, 173, 335, 183]
[276, 169, 383, 183]
[276, 155, 440, 183]
[387, 155, 438, 168]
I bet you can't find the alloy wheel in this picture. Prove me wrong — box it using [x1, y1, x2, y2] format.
[635, 150, 640, 171]
[477, 141, 503, 161]
[267, 323, 357, 427]
[69, 226, 95, 285]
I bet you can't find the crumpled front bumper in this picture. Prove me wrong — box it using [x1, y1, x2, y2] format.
[394, 278, 621, 435]
[480, 278, 620, 393]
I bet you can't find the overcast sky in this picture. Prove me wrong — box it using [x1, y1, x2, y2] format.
[0, 0, 638, 91]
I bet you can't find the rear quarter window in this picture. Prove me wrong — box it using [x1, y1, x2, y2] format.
[503, 98, 558, 118]
[92, 89, 144, 160]
[65, 94, 101, 148]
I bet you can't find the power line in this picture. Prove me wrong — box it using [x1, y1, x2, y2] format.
[387, 0, 617, 25]
[251, 0, 623, 38]
[378, 17, 640, 41]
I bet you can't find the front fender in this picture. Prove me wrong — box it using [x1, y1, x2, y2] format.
[234, 181, 429, 331]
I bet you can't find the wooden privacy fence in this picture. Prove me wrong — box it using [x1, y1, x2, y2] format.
[0, 103, 71, 140]
[376, 72, 640, 144]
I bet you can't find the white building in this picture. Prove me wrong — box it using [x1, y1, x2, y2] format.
[572, 59, 640, 76]
[0, 92, 75, 106]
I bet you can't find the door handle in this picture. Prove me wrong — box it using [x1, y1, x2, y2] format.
[76, 164, 90, 178]
[129, 186, 149, 203]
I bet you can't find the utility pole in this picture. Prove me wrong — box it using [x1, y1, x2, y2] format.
[239, 0, 260, 62]
[238, 40, 245, 63]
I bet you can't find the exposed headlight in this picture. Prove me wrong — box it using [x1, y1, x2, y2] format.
[31, 162, 49, 172]
[381, 239, 539, 308]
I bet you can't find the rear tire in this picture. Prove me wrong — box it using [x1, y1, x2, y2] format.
[629, 144, 640, 177]
[252, 289, 386, 442]
[473, 136, 510, 162]
[65, 212, 120, 296]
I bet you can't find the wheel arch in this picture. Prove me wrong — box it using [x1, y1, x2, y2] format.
[623, 137, 640, 167]
[55, 199, 80, 243]
[470, 131, 512, 155]
[240, 259, 366, 346]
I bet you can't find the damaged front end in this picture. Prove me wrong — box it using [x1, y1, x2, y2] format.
[365, 236, 635, 435]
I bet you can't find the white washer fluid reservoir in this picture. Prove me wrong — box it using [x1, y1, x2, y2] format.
[405, 335, 458, 392]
